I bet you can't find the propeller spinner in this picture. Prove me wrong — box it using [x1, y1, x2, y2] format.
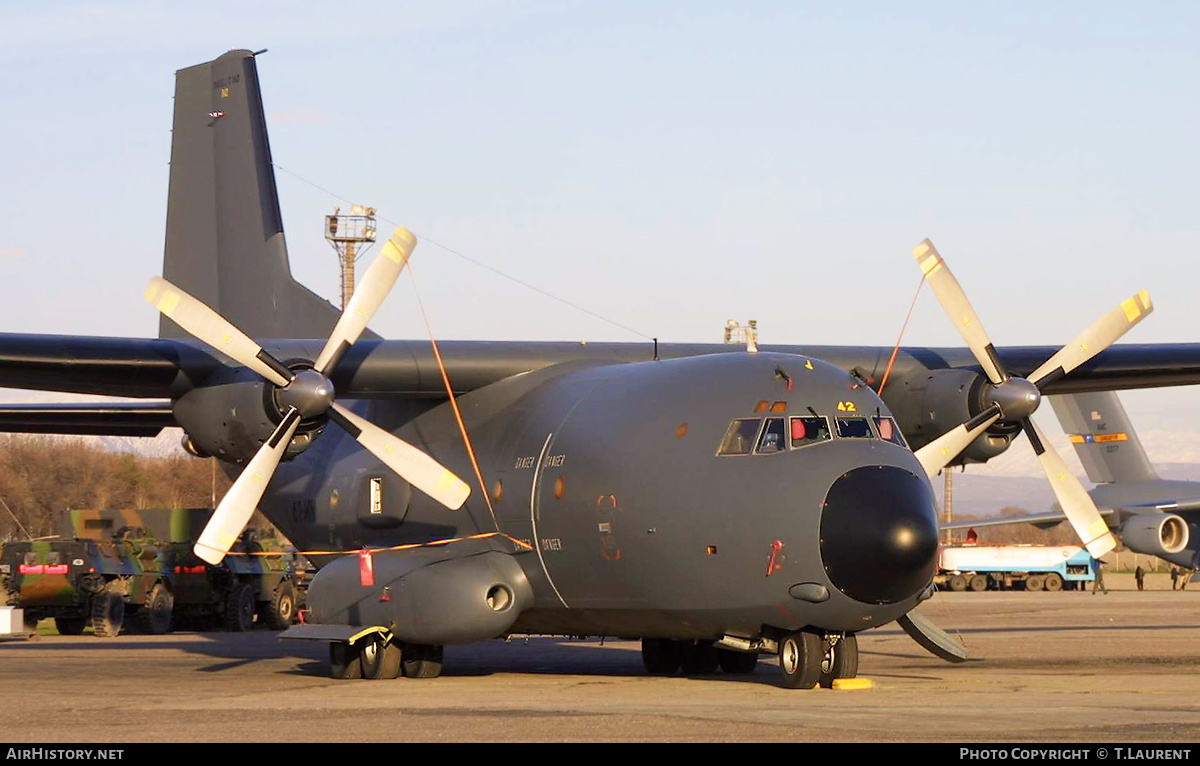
[147, 228, 471, 565]
[910, 239, 1150, 558]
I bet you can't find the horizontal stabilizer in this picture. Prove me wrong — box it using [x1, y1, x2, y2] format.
[0, 402, 176, 436]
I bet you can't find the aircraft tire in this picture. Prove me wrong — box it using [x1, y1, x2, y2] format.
[401, 643, 444, 678]
[91, 591, 125, 638]
[818, 634, 859, 689]
[948, 575, 968, 592]
[680, 640, 720, 674]
[54, 616, 86, 635]
[778, 630, 822, 689]
[1043, 573, 1063, 592]
[641, 638, 682, 675]
[1025, 575, 1044, 592]
[968, 575, 988, 592]
[330, 642, 362, 679]
[717, 648, 759, 674]
[360, 634, 401, 680]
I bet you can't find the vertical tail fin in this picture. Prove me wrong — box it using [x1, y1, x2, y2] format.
[1048, 391, 1158, 484]
[160, 49, 345, 340]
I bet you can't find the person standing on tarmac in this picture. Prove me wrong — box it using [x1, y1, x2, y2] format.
[1092, 561, 1109, 594]
[1135, 565, 1145, 591]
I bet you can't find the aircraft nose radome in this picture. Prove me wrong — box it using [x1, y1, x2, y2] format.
[819, 465, 939, 605]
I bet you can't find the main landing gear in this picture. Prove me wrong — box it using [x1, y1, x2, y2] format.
[329, 635, 444, 680]
[643, 632, 858, 689]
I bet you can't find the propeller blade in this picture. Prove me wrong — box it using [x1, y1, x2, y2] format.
[145, 277, 293, 387]
[314, 227, 417, 376]
[329, 402, 471, 510]
[913, 404, 1003, 480]
[1028, 291, 1153, 388]
[897, 608, 970, 663]
[912, 239, 1007, 385]
[194, 408, 302, 565]
[1024, 419, 1118, 558]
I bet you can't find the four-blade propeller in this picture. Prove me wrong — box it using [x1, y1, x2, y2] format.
[910, 239, 1149, 558]
[148, 228, 471, 565]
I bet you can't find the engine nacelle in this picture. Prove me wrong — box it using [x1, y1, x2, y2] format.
[307, 546, 533, 644]
[172, 366, 324, 463]
[884, 368, 1016, 464]
[1120, 513, 1190, 558]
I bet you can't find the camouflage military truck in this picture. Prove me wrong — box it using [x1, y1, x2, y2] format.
[0, 508, 306, 636]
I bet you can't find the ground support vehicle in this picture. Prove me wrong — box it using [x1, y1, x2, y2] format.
[935, 544, 1097, 592]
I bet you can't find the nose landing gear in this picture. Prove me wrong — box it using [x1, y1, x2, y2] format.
[778, 631, 859, 689]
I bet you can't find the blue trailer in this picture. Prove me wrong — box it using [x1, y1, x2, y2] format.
[937, 544, 1098, 592]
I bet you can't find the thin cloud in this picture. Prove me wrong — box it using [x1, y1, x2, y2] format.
[0, 248, 25, 259]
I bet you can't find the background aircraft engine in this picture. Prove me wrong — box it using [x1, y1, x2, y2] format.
[887, 368, 1015, 464]
[1120, 513, 1190, 558]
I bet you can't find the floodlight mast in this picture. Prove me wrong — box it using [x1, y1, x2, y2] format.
[325, 205, 378, 309]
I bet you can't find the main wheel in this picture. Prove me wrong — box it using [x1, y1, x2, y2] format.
[54, 616, 86, 635]
[1025, 575, 1044, 592]
[969, 575, 988, 592]
[778, 630, 822, 689]
[330, 642, 362, 679]
[223, 583, 255, 632]
[641, 638, 681, 675]
[136, 583, 174, 634]
[401, 643, 444, 678]
[264, 582, 297, 630]
[680, 640, 720, 674]
[948, 575, 968, 592]
[360, 634, 402, 680]
[91, 591, 125, 638]
[818, 634, 859, 689]
[1043, 572, 1063, 592]
[717, 648, 759, 674]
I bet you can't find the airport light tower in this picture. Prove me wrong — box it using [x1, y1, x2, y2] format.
[325, 205, 378, 309]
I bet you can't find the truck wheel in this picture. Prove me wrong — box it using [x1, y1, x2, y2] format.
[1025, 575, 1044, 592]
[1043, 573, 1063, 592]
[401, 643, 444, 679]
[968, 575, 988, 592]
[718, 648, 759, 674]
[91, 592, 125, 638]
[136, 583, 174, 634]
[54, 616, 86, 635]
[264, 582, 297, 630]
[223, 583, 255, 631]
[641, 638, 681, 675]
[680, 640, 720, 674]
[778, 630, 822, 689]
[360, 634, 402, 680]
[819, 633, 859, 689]
[948, 575, 968, 592]
[330, 642, 362, 679]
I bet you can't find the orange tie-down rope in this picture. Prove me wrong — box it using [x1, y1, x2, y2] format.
[220, 531, 533, 558]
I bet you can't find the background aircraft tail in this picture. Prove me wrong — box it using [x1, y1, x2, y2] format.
[1048, 391, 1158, 484]
[160, 49, 345, 341]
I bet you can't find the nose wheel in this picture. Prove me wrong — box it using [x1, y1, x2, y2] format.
[777, 630, 822, 689]
[818, 633, 858, 688]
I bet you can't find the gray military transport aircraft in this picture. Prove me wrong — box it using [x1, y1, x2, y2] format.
[944, 390, 1200, 573]
[4, 49, 1200, 688]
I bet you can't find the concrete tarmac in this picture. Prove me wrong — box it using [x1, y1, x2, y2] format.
[1, 583, 1198, 742]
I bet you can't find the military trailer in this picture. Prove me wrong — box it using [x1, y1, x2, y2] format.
[0, 508, 306, 636]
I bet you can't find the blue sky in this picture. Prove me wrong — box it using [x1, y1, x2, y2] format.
[2, 1, 1199, 437]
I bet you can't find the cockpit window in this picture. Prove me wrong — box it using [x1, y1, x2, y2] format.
[790, 416, 832, 448]
[755, 418, 786, 454]
[873, 416, 906, 447]
[835, 417, 873, 438]
[718, 418, 763, 456]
